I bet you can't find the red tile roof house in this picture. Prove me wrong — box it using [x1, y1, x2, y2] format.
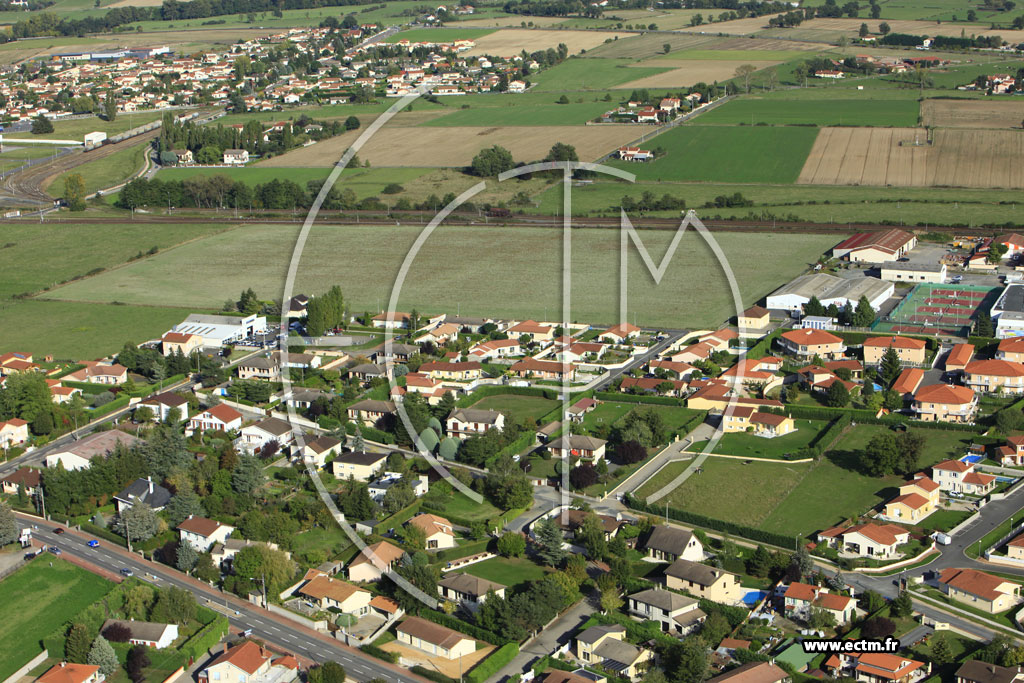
[997, 336, 1024, 363]
[945, 343, 975, 374]
[188, 404, 243, 434]
[778, 328, 845, 360]
[509, 358, 577, 381]
[65, 362, 129, 385]
[782, 582, 856, 624]
[912, 384, 977, 424]
[931, 459, 996, 495]
[36, 663, 104, 683]
[601, 322, 642, 342]
[964, 359, 1024, 395]
[198, 641, 298, 683]
[824, 652, 927, 683]
[177, 515, 235, 552]
[999, 435, 1024, 466]
[816, 522, 910, 558]
[938, 568, 1022, 614]
[0, 417, 29, 449]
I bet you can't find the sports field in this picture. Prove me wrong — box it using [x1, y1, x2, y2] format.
[699, 97, 920, 127]
[0, 558, 114, 680]
[43, 224, 838, 330]
[610, 125, 819, 183]
[880, 283, 997, 335]
[798, 127, 1024, 189]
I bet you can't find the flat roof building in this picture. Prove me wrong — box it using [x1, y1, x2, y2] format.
[767, 274, 893, 314]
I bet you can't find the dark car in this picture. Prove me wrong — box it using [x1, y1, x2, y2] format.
[53, 528, 64, 534]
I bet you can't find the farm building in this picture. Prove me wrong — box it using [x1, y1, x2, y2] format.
[878, 261, 947, 284]
[832, 229, 917, 262]
[766, 273, 893, 314]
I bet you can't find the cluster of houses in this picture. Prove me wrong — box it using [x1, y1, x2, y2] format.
[599, 95, 701, 125]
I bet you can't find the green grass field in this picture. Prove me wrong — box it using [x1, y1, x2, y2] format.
[461, 556, 549, 588]
[665, 49, 813, 61]
[609, 125, 818, 183]
[5, 112, 163, 142]
[695, 419, 828, 459]
[698, 97, 920, 127]
[470, 394, 559, 423]
[421, 101, 612, 126]
[441, 492, 502, 521]
[532, 57, 674, 92]
[0, 557, 114, 680]
[383, 27, 495, 42]
[0, 145, 61, 173]
[47, 140, 148, 196]
[43, 223, 836, 331]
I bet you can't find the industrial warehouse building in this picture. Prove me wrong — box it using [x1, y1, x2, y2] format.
[766, 274, 893, 314]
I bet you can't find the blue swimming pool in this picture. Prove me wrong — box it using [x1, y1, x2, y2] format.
[743, 590, 768, 606]
[961, 454, 983, 464]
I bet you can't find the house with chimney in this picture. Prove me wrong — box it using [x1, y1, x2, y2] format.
[114, 477, 171, 513]
[198, 641, 298, 683]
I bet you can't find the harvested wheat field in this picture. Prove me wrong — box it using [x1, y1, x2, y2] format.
[798, 126, 1024, 189]
[704, 37, 828, 51]
[259, 125, 641, 167]
[620, 59, 780, 88]
[465, 29, 627, 56]
[922, 99, 1024, 129]
[455, 16, 566, 28]
[585, 33, 718, 59]
[676, 15, 770, 34]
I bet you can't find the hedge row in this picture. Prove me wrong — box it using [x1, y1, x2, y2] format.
[411, 666, 458, 683]
[593, 391, 683, 406]
[345, 421, 394, 445]
[466, 642, 519, 683]
[745, 329, 784, 360]
[372, 499, 423, 536]
[836, 331, 939, 351]
[489, 430, 536, 466]
[80, 521, 127, 548]
[781, 404, 987, 433]
[419, 608, 509, 646]
[807, 414, 852, 453]
[431, 538, 493, 565]
[361, 643, 400, 663]
[626, 495, 798, 549]
[455, 385, 559, 407]
[181, 614, 229, 660]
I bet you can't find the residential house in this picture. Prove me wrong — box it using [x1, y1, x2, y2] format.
[100, 619, 178, 649]
[938, 568, 1021, 613]
[368, 473, 428, 501]
[932, 459, 996, 495]
[415, 323, 462, 345]
[222, 148, 249, 164]
[65, 362, 129, 385]
[347, 399, 397, 427]
[36, 663, 104, 683]
[824, 653, 926, 683]
[778, 328, 845, 359]
[738, 306, 771, 334]
[408, 513, 456, 549]
[45, 430, 143, 471]
[197, 641, 298, 683]
[815, 523, 910, 558]
[964, 359, 1024, 394]
[575, 624, 653, 680]
[883, 475, 940, 522]
[508, 320, 554, 343]
[139, 392, 188, 422]
[602, 323, 642, 343]
[627, 588, 706, 634]
[1007, 534, 1024, 561]
[999, 436, 1024, 467]
[114, 477, 171, 513]
[302, 435, 342, 468]
[374, 342, 419, 364]
[396, 616, 475, 660]
[348, 363, 388, 384]
[237, 417, 293, 454]
[946, 343, 976, 374]
[177, 515, 235, 552]
[371, 312, 411, 329]
[892, 368, 925, 397]
[297, 570, 372, 615]
[783, 582, 856, 624]
[189, 404, 242, 434]
[997, 337, 1024, 363]
[955, 660, 1024, 683]
[446, 408, 505, 439]
[913, 384, 977, 423]
[556, 509, 622, 542]
[468, 339, 521, 361]
[510, 358, 576, 381]
[0, 418, 29, 449]
[566, 397, 599, 422]
[0, 466, 40, 496]
[236, 355, 282, 381]
[347, 541, 406, 583]
[664, 558, 745, 605]
[708, 662, 791, 683]
[438, 573, 506, 612]
[644, 526, 704, 563]
[547, 434, 607, 462]
[161, 332, 202, 357]
[863, 336, 927, 366]
[331, 451, 386, 481]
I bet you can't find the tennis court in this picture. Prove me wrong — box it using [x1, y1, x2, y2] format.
[875, 283, 999, 336]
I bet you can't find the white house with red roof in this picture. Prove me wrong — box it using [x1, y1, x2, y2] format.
[188, 404, 243, 434]
[816, 522, 910, 558]
[0, 418, 29, 449]
[931, 459, 996, 495]
[602, 322, 642, 343]
[778, 328, 845, 359]
[782, 582, 856, 624]
[997, 435, 1024, 466]
[36, 663, 104, 683]
[882, 474, 940, 523]
[938, 567, 1021, 614]
[824, 652, 927, 683]
[66, 362, 129, 385]
[198, 641, 298, 683]
[468, 338, 521, 360]
[617, 146, 653, 161]
[177, 515, 235, 552]
[912, 384, 977, 423]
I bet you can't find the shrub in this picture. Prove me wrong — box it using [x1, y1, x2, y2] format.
[466, 643, 519, 683]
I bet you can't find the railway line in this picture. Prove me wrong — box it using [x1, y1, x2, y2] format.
[0, 209, 1005, 237]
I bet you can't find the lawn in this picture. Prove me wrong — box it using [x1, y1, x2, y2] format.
[470, 394, 559, 423]
[608, 125, 819, 183]
[698, 97, 921, 127]
[0, 557, 114, 680]
[694, 419, 829, 459]
[46, 140, 148, 196]
[421, 101, 613, 126]
[0, 300, 197, 359]
[461, 556, 549, 588]
[44, 223, 838, 331]
[836, 424, 968, 469]
[441, 492, 502, 522]
[383, 27, 496, 42]
[532, 57, 674, 91]
[291, 525, 355, 560]
[579, 402, 636, 434]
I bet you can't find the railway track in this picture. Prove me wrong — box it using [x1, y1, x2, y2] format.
[0, 210, 1006, 237]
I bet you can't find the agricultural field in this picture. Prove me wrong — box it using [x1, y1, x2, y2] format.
[383, 27, 495, 42]
[699, 96, 920, 127]
[609, 125, 819, 184]
[798, 126, 1024, 189]
[464, 28, 628, 56]
[421, 102, 614, 127]
[751, 17, 1024, 43]
[618, 59, 782, 90]
[42, 223, 838, 331]
[662, 49, 813, 61]
[921, 98, 1024, 128]
[259, 124, 642, 167]
[531, 57, 673, 92]
[155, 166, 434, 198]
[0, 558, 114, 681]
[583, 33, 719, 59]
[873, 0, 1024, 23]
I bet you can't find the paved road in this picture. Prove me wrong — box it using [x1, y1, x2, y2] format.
[495, 592, 598, 680]
[19, 516, 426, 683]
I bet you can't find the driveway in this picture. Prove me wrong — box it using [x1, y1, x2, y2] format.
[493, 593, 599, 680]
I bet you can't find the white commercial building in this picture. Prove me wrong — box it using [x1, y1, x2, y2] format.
[766, 273, 893, 314]
[169, 313, 267, 347]
[993, 285, 1024, 339]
